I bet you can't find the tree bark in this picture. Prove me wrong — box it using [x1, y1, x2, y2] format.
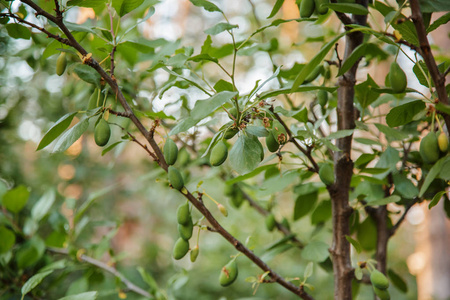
[330, 1, 368, 299]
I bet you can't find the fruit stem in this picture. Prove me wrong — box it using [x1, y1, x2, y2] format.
[435, 114, 444, 133]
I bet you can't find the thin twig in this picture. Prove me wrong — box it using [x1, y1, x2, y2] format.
[46, 247, 152, 298]
[389, 199, 417, 236]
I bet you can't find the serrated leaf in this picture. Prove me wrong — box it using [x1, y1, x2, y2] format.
[291, 32, 346, 91]
[169, 91, 237, 135]
[21, 270, 53, 296]
[345, 235, 362, 253]
[31, 189, 56, 221]
[323, 3, 369, 15]
[37, 112, 78, 151]
[2, 185, 30, 213]
[53, 118, 89, 153]
[229, 134, 263, 174]
[419, 156, 447, 197]
[73, 64, 101, 88]
[58, 291, 97, 300]
[429, 191, 446, 209]
[301, 241, 329, 262]
[204, 22, 238, 35]
[189, 0, 222, 13]
[388, 269, 408, 293]
[386, 100, 426, 127]
[367, 195, 401, 206]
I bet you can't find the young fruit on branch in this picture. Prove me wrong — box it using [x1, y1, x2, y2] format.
[178, 218, 193, 241]
[56, 52, 67, 76]
[163, 138, 178, 166]
[420, 132, 440, 164]
[210, 141, 228, 166]
[168, 166, 184, 190]
[219, 259, 238, 287]
[319, 164, 335, 186]
[438, 132, 448, 153]
[265, 214, 276, 231]
[300, 0, 315, 18]
[389, 62, 407, 93]
[177, 202, 191, 225]
[373, 286, 390, 300]
[266, 132, 279, 152]
[190, 245, 199, 262]
[173, 238, 190, 260]
[224, 127, 238, 140]
[315, 0, 329, 14]
[370, 269, 389, 290]
[94, 118, 110, 147]
[317, 90, 328, 107]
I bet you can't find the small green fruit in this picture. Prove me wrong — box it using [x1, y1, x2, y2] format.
[178, 218, 193, 240]
[317, 90, 328, 107]
[370, 269, 389, 290]
[219, 259, 238, 287]
[228, 107, 238, 120]
[319, 164, 335, 185]
[300, 0, 315, 18]
[265, 214, 276, 232]
[190, 245, 199, 262]
[389, 62, 407, 93]
[168, 166, 184, 190]
[87, 89, 100, 110]
[438, 132, 448, 152]
[210, 141, 228, 166]
[373, 286, 390, 300]
[315, 0, 329, 14]
[94, 118, 111, 147]
[173, 238, 189, 260]
[266, 132, 280, 152]
[281, 217, 290, 231]
[164, 138, 178, 166]
[304, 65, 323, 83]
[177, 202, 190, 225]
[56, 52, 67, 76]
[420, 132, 440, 164]
[224, 127, 238, 139]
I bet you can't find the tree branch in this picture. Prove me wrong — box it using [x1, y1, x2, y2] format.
[409, 0, 450, 131]
[19, 2, 314, 299]
[46, 247, 152, 298]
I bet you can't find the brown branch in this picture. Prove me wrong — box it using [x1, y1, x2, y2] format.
[383, 32, 418, 51]
[269, 106, 320, 172]
[19, 2, 314, 299]
[389, 199, 417, 236]
[329, 0, 352, 26]
[46, 247, 152, 298]
[409, 0, 450, 131]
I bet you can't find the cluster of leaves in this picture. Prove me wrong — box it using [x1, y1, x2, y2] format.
[1, 0, 449, 299]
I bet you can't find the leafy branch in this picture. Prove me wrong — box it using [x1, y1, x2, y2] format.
[17, 1, 313, 298]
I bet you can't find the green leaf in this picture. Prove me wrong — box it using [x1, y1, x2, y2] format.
[229, 134, 263, 174]
[374, 123, 409, 141]
[226, 165, 276, 184]
[245, 126, 269, 137]
[291, 32, 346, 91]
[436, 103, 450, 115]
[419, 156, 447, 197]
[367, 195, 401, 206]
[325, 129, 354, 140]
[440, 157, 450, 180]
[337, 43, 367, 76]
[73, 64, 101, 88]
[67, 0, 106, 13]
[101, 141, 123, 156]
[428, 191, 446, 209]
[303, 262, 314, 279]
[294, 192, 318, 220]
[189, 0, 222, 13]
[323, 3, 369, 15]
[204, 23, 238, 35]
[37, 112, 78, 151]
[260, 86, 337, 100]
[355, 74, 380, 108]
[137, 267, 159, 293]
[5, 23, 31, 39]
[357, 216, 376, 251]
[31, 189, 56, 221]
[112, 0, 144, 17]
[345, 235, 362, 253]
[393, 173, 419, 199]
[388, 269, 408, 293]
[188, 54, 218, 63]
[0, 226, 15, 253]
[64, 22, 95, 33]
[21, 270, 53, 296]
[311, 200, 331, 224]
[301, 241, 329, 262]
[214, 79, 234, 92]
[386, 100, 426, 127]
[58, 291, 97, 300]
[268, 0, 285, 18]
[169, 91, 238, 135]
[427, 12, 450, 33]
[53, 118, 89, 153]
[2, 185, 30, 213]
[74, 185, 115, 224]
[418, 0, 450, 13]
